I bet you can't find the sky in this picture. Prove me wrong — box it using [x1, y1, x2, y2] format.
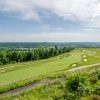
[0, 0, 100, 42]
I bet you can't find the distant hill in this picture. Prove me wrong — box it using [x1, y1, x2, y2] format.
[0, 42, 100, 48]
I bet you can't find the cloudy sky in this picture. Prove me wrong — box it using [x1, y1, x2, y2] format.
[0, 0, 100, 42]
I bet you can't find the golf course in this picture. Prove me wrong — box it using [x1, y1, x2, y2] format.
[0, 48, 100, 100]
[0, 48, 100, 85]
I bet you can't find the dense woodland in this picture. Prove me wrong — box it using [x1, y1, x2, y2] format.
[0, 46, 74, 65]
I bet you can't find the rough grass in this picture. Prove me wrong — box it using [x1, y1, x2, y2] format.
[0, 62, 99, 95]
[0, 67, 100, 100]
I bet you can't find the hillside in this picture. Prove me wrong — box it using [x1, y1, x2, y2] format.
[0, 48, 100, 100]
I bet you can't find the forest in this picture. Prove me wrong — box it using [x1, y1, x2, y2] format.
[0, 46, 74, 65]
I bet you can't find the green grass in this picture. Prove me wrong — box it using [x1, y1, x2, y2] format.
[0, 62, 99, 94]
[0, 49, 80, 85]
[0, 48, 100, 85]
[0, 67, 100, 100]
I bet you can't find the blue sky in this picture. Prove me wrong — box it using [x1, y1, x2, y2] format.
[0, 0, 100, 42]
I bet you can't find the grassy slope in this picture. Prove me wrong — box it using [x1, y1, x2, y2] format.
[1, 67, 100, 100]
[0, 48, 100, 85]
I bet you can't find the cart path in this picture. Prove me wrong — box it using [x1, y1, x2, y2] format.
[0, 78, 65, 97]
[66, 63, 100, 72]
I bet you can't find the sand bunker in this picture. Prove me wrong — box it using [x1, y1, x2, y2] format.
[83, 55, 87, 58]
[72, 64, 77, 67]
[84, 59, 87, 62]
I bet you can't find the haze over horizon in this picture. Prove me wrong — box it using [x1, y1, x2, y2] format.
[0, 0, 100, 42]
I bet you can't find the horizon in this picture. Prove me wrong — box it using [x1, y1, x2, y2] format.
[0, 41, 100, 43]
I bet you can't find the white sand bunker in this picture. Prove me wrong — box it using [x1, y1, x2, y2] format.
[84, 59, 87, 62]
[72, 64, 77, 67]
[83, 55, 87, 58]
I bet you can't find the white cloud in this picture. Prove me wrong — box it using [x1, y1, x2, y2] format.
[0, 32, 100, 42]
[0, 0, 40, 20]
[0, 0, 100, 21]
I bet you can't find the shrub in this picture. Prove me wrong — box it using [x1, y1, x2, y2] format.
[66, 74, 86, 92]
[89, 70, 100, 84]
[65, 74, 88, 99]
[94, 86, 100, 95]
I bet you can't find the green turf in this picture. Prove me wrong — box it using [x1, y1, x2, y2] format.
[1, 67, 100, 100]
[0, 48, 100, 85]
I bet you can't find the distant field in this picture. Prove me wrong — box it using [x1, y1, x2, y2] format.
[0, 48, 100, 85]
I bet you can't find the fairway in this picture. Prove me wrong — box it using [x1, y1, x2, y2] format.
[0, 48, 100, 85]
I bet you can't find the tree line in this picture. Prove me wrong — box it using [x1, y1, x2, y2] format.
[0, 46, 74, 65]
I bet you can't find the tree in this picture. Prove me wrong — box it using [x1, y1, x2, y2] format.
[9, 52, 18, 62]
[17, 53, 23, 62]
[25, 51, 33, 61]
[0, 46, 74, 65]
[33, 49, 39, 60]
[0, 50, 9, 64]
